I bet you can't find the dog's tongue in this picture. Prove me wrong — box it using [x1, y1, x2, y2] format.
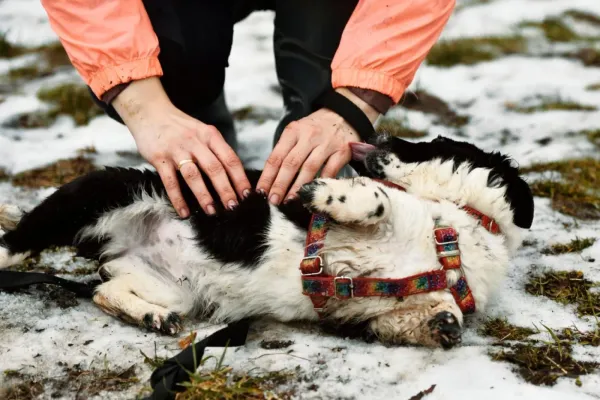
[349, 142, 377, 162]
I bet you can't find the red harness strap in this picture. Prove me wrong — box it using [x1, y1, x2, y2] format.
[300, 180, 499, 318]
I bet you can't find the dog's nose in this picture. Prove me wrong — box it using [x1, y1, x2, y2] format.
[349, 142, 377, 162]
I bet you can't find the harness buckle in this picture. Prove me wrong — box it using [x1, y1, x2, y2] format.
[334, 276, 354, 299]
[301, 255, 324, 276]
[433, 227, 459, 245]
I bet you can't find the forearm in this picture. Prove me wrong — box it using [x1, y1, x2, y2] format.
[112, 77, 172, 127]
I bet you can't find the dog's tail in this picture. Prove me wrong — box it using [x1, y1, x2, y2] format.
[0, 167, 169, 267]
[0, 204, 23, 232]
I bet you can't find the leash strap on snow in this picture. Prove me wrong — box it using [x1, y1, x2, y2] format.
[145, 319, 251, 400]
[0, 270, 100, 298]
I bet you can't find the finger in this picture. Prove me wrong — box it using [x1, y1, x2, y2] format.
[207, 132, 251, 199]
[193, 147, 239, 210]
[285, 147, 330, 202]
[176, 157, 216, 215]
[267, 141, 312, 205]
[155, 159, 190, 218]
[256, 130, 298, 197]
[320, 151, 350, 179]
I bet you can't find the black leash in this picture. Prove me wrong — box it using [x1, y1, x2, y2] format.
[0, 270, 100, 298]
[0, 270, 250, 400]
[146, 319, 251, 400]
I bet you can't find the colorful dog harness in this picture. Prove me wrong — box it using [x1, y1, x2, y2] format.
[300, 180, 501, 319]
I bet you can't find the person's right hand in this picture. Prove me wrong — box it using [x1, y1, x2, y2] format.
[112, 77, 251, 218]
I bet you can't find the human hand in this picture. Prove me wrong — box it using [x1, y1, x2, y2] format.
[256, 88, 380, 205]
[112, 78, 251, 218]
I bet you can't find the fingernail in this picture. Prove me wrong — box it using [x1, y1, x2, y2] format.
[269, 194, 280, 205]
[206, 205, 216, 215]
[180, 208, 189, 218]
[242, 189, 251, 198]
[257, 188, 267, 197]
[228, 200, 238, 210]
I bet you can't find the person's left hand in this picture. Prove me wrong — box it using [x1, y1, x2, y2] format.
[256, 88, 379, 205]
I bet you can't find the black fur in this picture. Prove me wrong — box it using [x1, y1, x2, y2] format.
[1, 168, 311, 268]
[365, 135, 535, 229]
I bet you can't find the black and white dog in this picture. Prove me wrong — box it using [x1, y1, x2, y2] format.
[0, 136, 534, 349]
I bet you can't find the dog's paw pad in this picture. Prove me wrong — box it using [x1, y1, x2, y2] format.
[143, 312, 183, 335]
[428, 311, 462, 349]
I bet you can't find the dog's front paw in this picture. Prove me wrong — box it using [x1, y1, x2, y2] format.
[428, 311, 462, 349]
[298, 178, 390, 224]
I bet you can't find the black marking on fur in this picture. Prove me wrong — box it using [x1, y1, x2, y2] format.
[368, 204, 385, 219]
[1, 167, 311, 270]
[338, 195, 346, 203]
[326, 195, 333, 205]
[377, 187, 389, 199]
[374, 191, 379, 198]
[363, 135, 535, 228]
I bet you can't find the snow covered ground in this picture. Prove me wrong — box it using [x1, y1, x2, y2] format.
[0, 0, 599, 399]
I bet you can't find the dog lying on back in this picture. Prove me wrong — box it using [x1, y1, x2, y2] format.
[0, 136, 534, 349]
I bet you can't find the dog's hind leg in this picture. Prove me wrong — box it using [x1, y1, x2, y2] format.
[0, 205, 29, 268]
[94, 256, 194, 334]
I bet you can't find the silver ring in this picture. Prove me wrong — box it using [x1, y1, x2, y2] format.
[177, 159, 194, 170]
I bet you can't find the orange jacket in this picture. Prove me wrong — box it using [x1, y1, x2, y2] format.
[40, 0, 455, 104]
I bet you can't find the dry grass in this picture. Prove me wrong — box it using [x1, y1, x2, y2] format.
[564, 10, 600, 26]
[519, 18, 579, 42]
[522, 158, 600, 220]
[541, 237, 596, 255]
[479, 317, 537, 341]
[426, 36, 526, 67]
[506, 98, 597, 113]
[37, 83, 103, 126]
[376, 118, 428, 138]
[12, 156, 97, 188]
[525, 270, 600, 317]
[491, 343, 598, 386]
[587, 82, 600, 91]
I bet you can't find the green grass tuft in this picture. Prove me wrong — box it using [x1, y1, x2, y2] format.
[506, 98, 597, 113]
[426, 36, 526, 67]
[522, 158, 600, 220]
[479, 317, 537, 341]
[376, 118, 428, 138]
[12, 156, 97, 188]
[564, 9, 600, 26]
[541, 237, 596, 255]
[525, 270, 600, 317]
[0, 31, 26, 58]
[37, 83, 103, 126]
[490, 342, 598, 386]
[519, 18, 580, 42]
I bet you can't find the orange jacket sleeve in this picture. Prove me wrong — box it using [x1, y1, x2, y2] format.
[332, 0, 456, 103]
[40, 0, 162, 98]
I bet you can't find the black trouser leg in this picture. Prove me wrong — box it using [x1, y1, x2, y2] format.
[90, 0, 239, 150]
[272, 0, 359, 146]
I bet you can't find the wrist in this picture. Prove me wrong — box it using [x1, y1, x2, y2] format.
[334, 87, 381, 124]
[112, 77, 173, 126]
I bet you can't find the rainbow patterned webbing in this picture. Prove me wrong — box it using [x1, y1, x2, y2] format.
[299, 189, 489, 316]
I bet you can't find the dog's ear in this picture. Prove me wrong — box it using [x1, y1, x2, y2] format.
[507, 177, 535, 229]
